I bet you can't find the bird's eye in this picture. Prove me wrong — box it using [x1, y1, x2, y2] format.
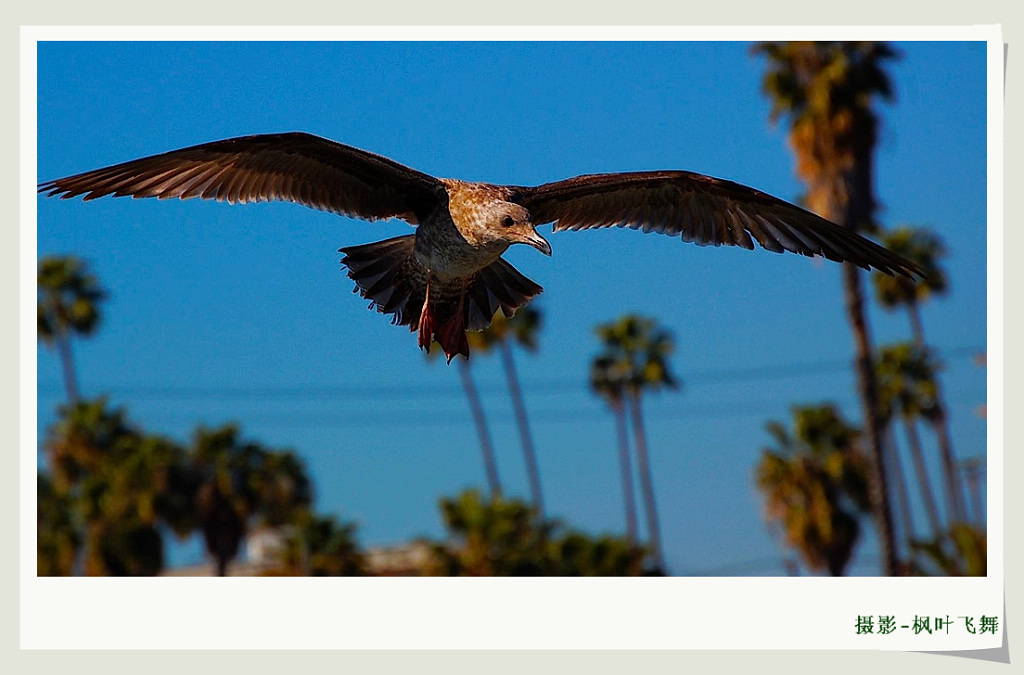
[502, 215, 515, 228]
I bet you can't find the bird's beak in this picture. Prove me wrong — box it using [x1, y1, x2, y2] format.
[522, 228, 552, 256]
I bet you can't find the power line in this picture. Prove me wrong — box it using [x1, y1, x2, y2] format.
[37, 343, 985, 401]
[685, 343, 982, 384]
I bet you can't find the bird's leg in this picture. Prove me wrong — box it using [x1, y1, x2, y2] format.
[435, 282, 470, 363]
[417, 274, 434, 352]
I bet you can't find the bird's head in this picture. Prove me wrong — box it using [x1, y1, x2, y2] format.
[490, 202, 551, 256]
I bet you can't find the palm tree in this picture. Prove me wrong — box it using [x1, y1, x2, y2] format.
[883, 425, 919, 567]
[37, 256, 107, 404]
[755, 40, 901, 575]
[594, 315, 678, 573]
[960, 456, 986, 528]
[876, 343, 949, 538]
[913, 522, 986, 577]
[458, 360, 502, 497]
[468, 306, 545, 515]
[276, 512, 365, 576]
[190, 424, 313, 576]
[45, 397, 137, 492]
[756, 405, 872, 576]
[548, 531, 647, 577]
[93, 433, 191, 576]
[43, 398, 186, 575]
[250, 449, 314, 528]
[37, 473, 80, 576]
[43, 397, 134, 577]
[872, 227, 966, 523]
[427, 489, 645, 576]
[590, 353, 639, 546]
[426, 345, 502, 497]
[872, 227, 949, 344]
[88, 516, 164, 576]
[430, 489, 550, 576]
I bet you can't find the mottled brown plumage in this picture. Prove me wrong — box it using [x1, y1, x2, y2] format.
[38, 131, 922, 361]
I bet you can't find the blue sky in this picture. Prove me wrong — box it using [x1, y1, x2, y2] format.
[35, 40, 988, 575]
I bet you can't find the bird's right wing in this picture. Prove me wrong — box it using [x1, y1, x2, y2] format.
[38, 132, 447, 225]
[509, 171, 922, 278]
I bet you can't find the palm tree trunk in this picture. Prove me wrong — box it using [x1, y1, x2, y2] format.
[885, 426, 917, 555]
[907, 302, 927, 347]
[829, 154, 899, 575]
[55, 329, 80, 404]
[627, 392, 665, 573]
[902, 417, 943, 539]
[215, 555, 229, 577]
[458, 360, 502, 498]
[612, 399, 638, 545]
[842, 262, 900, 575]
[83, 522, 104, 576]
[758, 39, 900, 574]
[498, 342, 543, 516]
[972, 481, 984, 528]
[930, 412, 967, 525]
[963, 462, 984, 528]
[908, 302, 967, 525]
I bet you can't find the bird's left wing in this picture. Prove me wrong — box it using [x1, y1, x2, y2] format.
[508, 171, 921, 278]
[38, 132, 447, 225]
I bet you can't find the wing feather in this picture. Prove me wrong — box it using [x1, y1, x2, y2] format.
[38, 132, 446, 225]
[509, 171, 921, 277]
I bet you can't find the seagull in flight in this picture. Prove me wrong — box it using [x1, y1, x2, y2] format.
[38, 132, 921, 361]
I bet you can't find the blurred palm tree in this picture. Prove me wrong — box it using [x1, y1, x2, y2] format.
[40, 401, 316, 576]
[872, 227, 949, 344]
[42, 398, 189, 575]
[594, 315, 678, 573]
[468, 306, 545, 516]
[275, 512, 365, 576]
[91, 433, 192, 576]
[190, 424, 313, 576]
[548, 532, 648, 577]
[426, 344, 502, 497]
[37, 256, 106, 404]
[37, 473, 80, 576]
[961, 456, 986, 528]
[460, 361, 503, 497]
[251, 449, 314, 527]
[429, 489, 550, 576]
[883, 425, 919, 565]
[590, 353, 638, 545]
[876, 343, 951, 539]
[191, 427, 250, 576]
[427, 489, 646, 576]
[85, 513, 164, 576]
[756, 405, 872, 576]
[912, 523, 987, 577]
[755, 40, 901, 574]
[872, 227, 966, 524]
[45, 397, 136, 491]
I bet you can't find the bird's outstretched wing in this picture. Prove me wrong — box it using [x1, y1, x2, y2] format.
[38, 132, 446, 225]
[509, 171, 921, 278]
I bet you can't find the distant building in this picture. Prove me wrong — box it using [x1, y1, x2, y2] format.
[161, 534, 433, 577]
[363, 541, 433, 576]
[245, 524, 291, 568]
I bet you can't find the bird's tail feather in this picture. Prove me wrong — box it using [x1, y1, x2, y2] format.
[464, 258, 543, 331]
[340, 236, 543, 359]
[340, 235, 427, 329]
